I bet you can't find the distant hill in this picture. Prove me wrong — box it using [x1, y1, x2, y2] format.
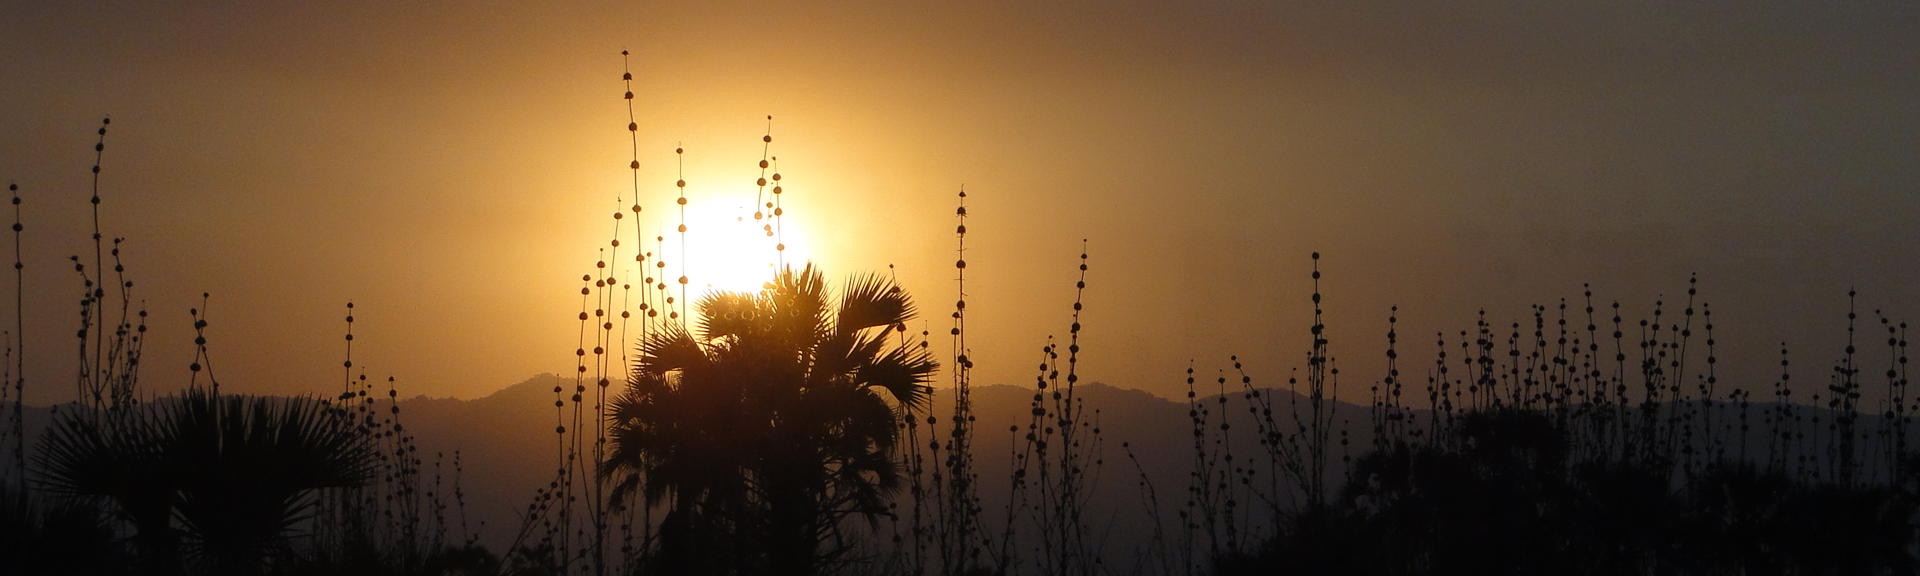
[382, 375, 1374, 556]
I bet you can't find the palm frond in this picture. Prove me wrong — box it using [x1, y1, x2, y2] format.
[836, 273, 913, 335]
[772, 264, 832, 345]
[639, 322, 707, 376]
[698, 291, 765, 341]
[33, 409, 169, 501]
[167, 393, 372, 555]
[856, 343, 938, 413]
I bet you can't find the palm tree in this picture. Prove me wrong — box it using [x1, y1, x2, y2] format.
[35, 392, 374, 576]
[602, 265, 938, 576]
[165, 393, 375, 575]
[35, 407, 180, 574]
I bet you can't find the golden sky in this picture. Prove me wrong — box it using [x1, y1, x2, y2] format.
[3, 2, 1917, 404]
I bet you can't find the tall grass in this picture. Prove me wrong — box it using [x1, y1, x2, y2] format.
[0, 116, 499, 575]
[1178, 262, 1920, 574]
[992, 244, 1106, 576]
[4, 181, 24, 490]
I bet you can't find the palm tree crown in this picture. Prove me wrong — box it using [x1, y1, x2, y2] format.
[602, 264, 938, 575]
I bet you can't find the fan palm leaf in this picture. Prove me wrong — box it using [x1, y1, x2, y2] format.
[33, 392, 373, 575]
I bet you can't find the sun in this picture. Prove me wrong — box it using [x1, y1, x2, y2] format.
[665, 191, 808, 296]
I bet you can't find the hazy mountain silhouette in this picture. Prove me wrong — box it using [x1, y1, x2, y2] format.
[346, 374, 1370, 557]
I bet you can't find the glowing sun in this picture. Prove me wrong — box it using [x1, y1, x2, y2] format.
[665, 191, 808, 296]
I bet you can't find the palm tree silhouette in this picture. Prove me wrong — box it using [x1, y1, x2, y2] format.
[35, 408, 180, 574]
[603, 265, 938, 576]
[165, 393, 375, 575]
[35, 392, 374, 576]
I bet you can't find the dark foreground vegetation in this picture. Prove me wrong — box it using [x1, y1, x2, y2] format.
[4, 70, 1914, 575]
[1240, 409, 1917, 575]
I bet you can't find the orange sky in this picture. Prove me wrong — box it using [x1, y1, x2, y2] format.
[3, 2, 1917, 405]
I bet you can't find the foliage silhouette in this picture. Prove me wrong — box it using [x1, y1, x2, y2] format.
[601, 264, 938, 576]
[0, 482, 130, 575]
[34, 392, 374, 575]
[35, 406, 180, 573]
[1228, 409, 1919, 576]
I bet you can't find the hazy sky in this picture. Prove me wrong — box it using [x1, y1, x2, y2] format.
[2, 2, 1916, 405]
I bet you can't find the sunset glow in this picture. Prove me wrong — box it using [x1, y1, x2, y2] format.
[6, 3, 1920, 573]
[659, 188, 809, 297]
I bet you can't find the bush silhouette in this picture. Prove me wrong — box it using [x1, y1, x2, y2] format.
[34, 393, 374, 575]
[1232, 408, 1919, 576]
